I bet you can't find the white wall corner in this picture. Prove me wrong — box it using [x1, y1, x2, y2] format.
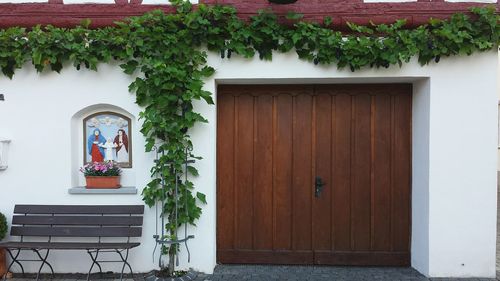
[426, 51, 498, 278]
[411, 78, 431, 277]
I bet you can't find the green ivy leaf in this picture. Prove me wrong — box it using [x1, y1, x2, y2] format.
[286, 12, 304, 21]
[196, 192, 207, 204]
[323, 16, 333, 27]
[120, 60, 139, 75]
[80, 19, 92, 28]
[187, 166, 199, 176]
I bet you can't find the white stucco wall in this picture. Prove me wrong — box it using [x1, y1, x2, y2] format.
[497, 50, 500, 172]
[0, 50, 497, 278]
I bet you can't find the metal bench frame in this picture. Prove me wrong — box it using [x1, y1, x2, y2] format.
[0, 205, 144, 281]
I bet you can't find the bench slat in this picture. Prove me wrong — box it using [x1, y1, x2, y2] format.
[12, 216, 143, 226]
[0, 242, 141, 250]
[11, 226, 142, 237]
[14, 205, 144, 215]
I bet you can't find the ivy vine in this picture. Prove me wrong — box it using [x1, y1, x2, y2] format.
[0, 0, 498, 273]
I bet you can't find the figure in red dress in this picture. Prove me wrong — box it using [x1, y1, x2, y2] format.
[87, 128, 106, 162]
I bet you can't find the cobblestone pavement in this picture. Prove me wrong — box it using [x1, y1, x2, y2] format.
[8, 265, 500, 281]
[196, 265, 499, 281]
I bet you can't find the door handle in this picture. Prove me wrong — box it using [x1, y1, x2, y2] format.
[315, 176, 325, 198]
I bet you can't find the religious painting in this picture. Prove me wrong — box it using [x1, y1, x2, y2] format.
[83, 112, 132, 168]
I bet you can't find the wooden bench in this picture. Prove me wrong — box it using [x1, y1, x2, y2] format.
[0, 205, 144, 281]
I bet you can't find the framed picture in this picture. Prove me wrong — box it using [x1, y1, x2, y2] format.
[83, 111, 132, 168]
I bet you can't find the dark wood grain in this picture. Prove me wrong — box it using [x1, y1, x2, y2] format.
[14, 205, 144, 214]
[273, 94, 294, 251]
[218, 249, 313, 265]
[235, 94, 255, 250]
[314, 251, 410, 266]
[217, 84, 411, 266]
[372, 94, 392, 251]
[0, 242, 141, 250]
[253, 94, 274, 250]
[216, 93, 236, 252]
[11, 226, 142, 237]
[392, 90, 412, 252]
[351, 93, 372, 251]
[5, 204, 144, 257]
[312, 93, 333, 251]
[332, 93, 353, 252]
[12, 215, 143, 226]
[292, 93, 313, 251]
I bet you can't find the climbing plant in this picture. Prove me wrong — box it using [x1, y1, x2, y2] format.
[0, 0, 498, 275]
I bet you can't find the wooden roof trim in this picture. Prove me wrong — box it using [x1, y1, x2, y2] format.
[0, 1, 496, 28]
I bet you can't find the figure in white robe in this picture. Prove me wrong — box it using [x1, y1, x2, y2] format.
[99, 138, 117, 162]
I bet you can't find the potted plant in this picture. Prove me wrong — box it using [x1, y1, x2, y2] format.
[0, 212, 8, 278]
[80, 161, 122, 189]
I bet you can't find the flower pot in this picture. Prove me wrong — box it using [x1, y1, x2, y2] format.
[85, 176, 121, 189]
[0, 248, 6, 278]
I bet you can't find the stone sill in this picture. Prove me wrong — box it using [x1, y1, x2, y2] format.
[68, 186, 137, 195]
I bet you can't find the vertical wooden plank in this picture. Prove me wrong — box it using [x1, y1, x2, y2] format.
[312, 92, 333, 251]
[392, 91, 412, 252]
[217, 92, 235, 251]
[254, 94, 274, 250]
[274, 94, 293, 250]
[372, 94, 392, 251]
[235, 94, 254, 250]
[351, 93, 372, 251]
[333, 93, 352, 251]
[292, 93, 313, 251]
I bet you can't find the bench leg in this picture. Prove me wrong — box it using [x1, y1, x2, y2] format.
[32, 249, 55, 281]
[116, 249, 133, 281]
[86, 250, 104, 281]
[3, 249, 24, 281]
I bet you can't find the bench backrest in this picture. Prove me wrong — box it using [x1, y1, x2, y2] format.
[11, 205, 144, 239]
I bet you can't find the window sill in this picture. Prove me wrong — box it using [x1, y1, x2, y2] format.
[68, 186, 138, 195]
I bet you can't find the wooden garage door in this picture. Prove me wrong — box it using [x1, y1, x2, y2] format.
[217, 84, 411, 266]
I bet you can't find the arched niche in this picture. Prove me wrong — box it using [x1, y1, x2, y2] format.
[70, 104, 136, 190]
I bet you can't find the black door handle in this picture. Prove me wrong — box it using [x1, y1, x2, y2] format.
[315, 176, 325, 198]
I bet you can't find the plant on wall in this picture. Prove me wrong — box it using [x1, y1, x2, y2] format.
[0, 1, 498, 276]
[0, 212, 6, 241]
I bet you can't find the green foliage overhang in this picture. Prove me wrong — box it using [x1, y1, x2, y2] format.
[0, 0, 498, 258]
